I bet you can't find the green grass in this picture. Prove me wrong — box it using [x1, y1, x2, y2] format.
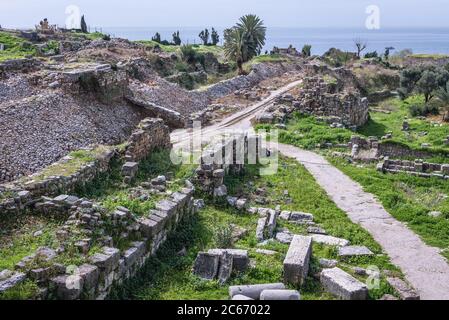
[329, 156, 449, 259]
[0, 280, 40, 300]
[110, 158, 400, 300]
[0, 31, 36, 62]
[360, 96, 449, 152]
[0, 221, 60, 271]
[257, 112, 354, 149]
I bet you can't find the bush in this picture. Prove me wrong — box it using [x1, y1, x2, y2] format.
[364, 51, 378, 59]
[180, 45, 204, 66]
[214, 225, 234, 249]
[409, 103, 440, 117]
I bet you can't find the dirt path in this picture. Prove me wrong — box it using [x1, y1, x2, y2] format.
[277, 143, 449, 300]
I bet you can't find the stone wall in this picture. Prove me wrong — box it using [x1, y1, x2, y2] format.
[349, 136, 437, 161]
[0, 187, 199, 300]
[0, 147, 115, 215]
[377, 158, 449, 179]
[0, 58, 42, 75]
[62, 64, 128, 104]
[124, 118, 171, 163]
[0, 117, 171, 216]
[295, 77, 369, 128]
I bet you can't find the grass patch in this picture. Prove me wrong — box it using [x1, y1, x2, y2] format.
[257, 112, 354, 150]
[329, 156, 449, 257]
[0, 31, 36, 62]
[110, 158, 399, 300]
[360, 97, 449, 152]
[0, 280, 40, 300]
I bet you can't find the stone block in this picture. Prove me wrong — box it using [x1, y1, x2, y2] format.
[208, 249, 249, 272]
[311, 234, 350, 247]
[121, 162, 139, 178]
[51, 275, 84, 300]
[386, 277, 420, 300]
[78, 264, 99, 292]
[193, 253, 220, 280]
[283, 235, 312, 286]
[217, 252, 233, 285]
[89, 247, 120, 273]
[320, 267, 368, 300]
[338, 246, 374, 257]
[0, 271, 26, 293]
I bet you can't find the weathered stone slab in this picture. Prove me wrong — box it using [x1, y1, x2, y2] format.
[276, 231, 293, 244]
[319, 258, 338, 269]
[283, 235, 312, 286]
[229, 283, 286, 300]
[266, 209, 277, 238]
[121, 162, 138, 177]
[78, 264, 99, 291]
[51, 274, 84, 300]
[260, 289, 300, 301]
[307, 226, 327, 235]
[89, 247, 120, 273]
[193, 252, 220, 280]
[256, 249, 278, 256]
[256, 217, 267, 242]
[0, 271, 26, 293]
[290, 211, 314, 222]
[279, 211, 291, 220]
[320, 267, 368, 300]
[155, 199, 178, 217]
[208, 249, 249, 272]
[338, 246, 374, 257]
[217, 252, 233, 285]
[386, 277, 420, 300]
[311, 234, 350, 247]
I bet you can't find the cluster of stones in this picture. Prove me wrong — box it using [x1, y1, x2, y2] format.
[0, 183, 201, 299]
[377, 157, 449, 179]
[349, 136, 435, 162]
[193, 249, 249, 285]
[254, 76, 369, 129]
[295, 77, 369, 128]
[193, 134, 256, 197]
[121, 118, 171, 183]
[233, 85, 269, 102]
[188, 104, 240, 127]
[0, 189, 32, 215]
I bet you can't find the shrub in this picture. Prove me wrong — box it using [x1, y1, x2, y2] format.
[180, 45, 204, 66]
[364, 51, 378, 59]
[214, 225, 234, 248]
[302, 44, 312, 57]
[409, 103, 440, 117]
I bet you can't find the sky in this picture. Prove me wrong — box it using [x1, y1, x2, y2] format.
[1, 0, 449, 29]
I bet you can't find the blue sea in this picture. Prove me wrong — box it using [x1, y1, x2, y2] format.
[100, 26, 449, 55]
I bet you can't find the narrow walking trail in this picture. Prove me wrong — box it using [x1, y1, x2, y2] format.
[277, 143, 449, 300]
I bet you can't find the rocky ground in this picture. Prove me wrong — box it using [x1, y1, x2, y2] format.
[0, 34, 304, 183]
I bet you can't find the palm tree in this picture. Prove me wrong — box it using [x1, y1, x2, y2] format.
[236, 14, 266, 60]
[224, 27, 245, 75]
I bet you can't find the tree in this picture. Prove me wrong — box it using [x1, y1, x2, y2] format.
[211, 28, 220, 46]
[80, 15, 88, 33]
[399, 67, 423, 98]
[152, 32, 161, 43]
[354, 39, 367, 58]
[236, 14, 266, 58]
[384, 46, 395, 61]
[224, 27, 245, 75]
[199, 29, 210, 45]
[172, 31, 181, 45]
[416, 70, 438, 103]
[302, 44, 312, 57]
[364, 51, 378, 58]
[436, 81, 449, 121]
